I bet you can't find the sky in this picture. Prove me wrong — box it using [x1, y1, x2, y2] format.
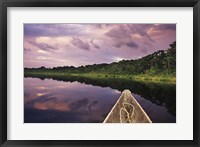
[24, 24, 176, 68]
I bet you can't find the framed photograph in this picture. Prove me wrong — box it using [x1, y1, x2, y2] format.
[0, 0, 199, 146]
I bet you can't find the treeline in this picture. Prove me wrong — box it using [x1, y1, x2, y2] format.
[25, 42, 176, 75]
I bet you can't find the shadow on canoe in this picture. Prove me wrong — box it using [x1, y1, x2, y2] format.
[103, 90, 152, 123]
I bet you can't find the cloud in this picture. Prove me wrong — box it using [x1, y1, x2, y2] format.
[126, 24, 155, 42]
[106, 26, 129, 39]
[71, 37, 90, 50]
[90, 24, 115, 30]
[113, 38, 138, 49]
[105, 24, 155, 41]
[154, 24, 176, 31]
[24, 48, 31, 53]
[90, 38, 99, 49]
[126, 40, 139, 48]
[29, 41, 58, 51]
[24, 24, 83, 37]
[93, 24, 104, 29]
[105, 24, 157, 49]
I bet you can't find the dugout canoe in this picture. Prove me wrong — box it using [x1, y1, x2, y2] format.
[103, 90, 152, 123]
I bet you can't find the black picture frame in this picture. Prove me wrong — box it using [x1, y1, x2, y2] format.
[0, 0, 199, 146]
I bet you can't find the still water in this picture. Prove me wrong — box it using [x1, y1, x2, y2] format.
[24, 77, 176, 123]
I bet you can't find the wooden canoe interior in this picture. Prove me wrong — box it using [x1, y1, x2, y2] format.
[103, 90, 152, 123]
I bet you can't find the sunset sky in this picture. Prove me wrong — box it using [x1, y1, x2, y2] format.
[24, 24, 176, 68]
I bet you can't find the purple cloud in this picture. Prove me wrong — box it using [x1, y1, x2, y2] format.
[71, 37, 90, 50]
[90, 38, 99, 49]
[106, 26, 129, 39]
[29, 41, 58, 51]
[24, 24, 83, 37]
[105, 25, 141, 48]
[126, 41, 139, 48]
[154, 24, 176, 30]
[105, 24, 155, 41]
[113, 38, 138, 49]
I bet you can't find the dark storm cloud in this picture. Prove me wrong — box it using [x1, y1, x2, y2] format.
[71, 37, 90, 50]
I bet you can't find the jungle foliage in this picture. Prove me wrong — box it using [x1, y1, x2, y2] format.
[25, 42, 176, 82]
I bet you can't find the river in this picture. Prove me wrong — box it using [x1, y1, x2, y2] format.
[24, 77, 176, 123]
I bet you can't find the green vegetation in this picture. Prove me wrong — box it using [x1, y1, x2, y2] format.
[25, 42, 176, 84]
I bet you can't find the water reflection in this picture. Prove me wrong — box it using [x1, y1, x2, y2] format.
[24, 78, 121, 123]
[24, 76, 176, 123]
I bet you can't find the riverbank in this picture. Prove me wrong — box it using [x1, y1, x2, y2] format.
[24, 71, 176, 84]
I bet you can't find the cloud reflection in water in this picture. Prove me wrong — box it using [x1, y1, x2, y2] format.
[24, 78, 120, 123]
